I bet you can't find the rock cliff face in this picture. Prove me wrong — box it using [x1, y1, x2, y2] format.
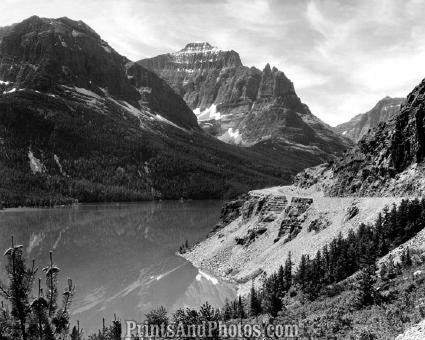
[0, 16, 197, 129]
[294, 78, 425, 197]
[0, 17, 299, 206]
[334, 96, 404, 142]
[139, 43, 352, 156]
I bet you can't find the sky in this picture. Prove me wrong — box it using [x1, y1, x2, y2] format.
[1, 0, 425, 126]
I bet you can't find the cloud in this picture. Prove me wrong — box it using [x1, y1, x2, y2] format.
[0, 0, 424, 125]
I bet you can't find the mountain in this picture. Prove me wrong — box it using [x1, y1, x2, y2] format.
[182, 76, 425, 286]
[0, 16, 310, 207]
[179, 71, 425, 339]
[334, 96, 405, 142]
[138, 42, 352, 155]
[181, 77, 425, 340]
[295, 79, 425, 197]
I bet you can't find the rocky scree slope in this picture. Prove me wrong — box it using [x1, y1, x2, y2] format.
[139, 43, 352, 159]
[182, 185, 402, 294]
[0, 16, 296, 206]
[334, 96, 404, 142]
[295, 78, 425, 197]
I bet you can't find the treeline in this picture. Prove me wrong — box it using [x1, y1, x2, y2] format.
[0, 92, 289, 208]
[294, 198, 425, 300]
[172, 198, 425, 323]
[240, 198, 425, 317]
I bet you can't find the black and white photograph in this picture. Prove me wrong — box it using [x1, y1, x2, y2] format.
[0, 0, 425, 339]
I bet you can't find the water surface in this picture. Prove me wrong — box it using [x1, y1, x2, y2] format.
[0, 201, 235, 334]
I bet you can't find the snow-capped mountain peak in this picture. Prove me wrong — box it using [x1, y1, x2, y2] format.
[176, 42, 221, 54]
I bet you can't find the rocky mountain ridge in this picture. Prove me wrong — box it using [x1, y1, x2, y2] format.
[0, 15, 197, 129]
[0, 16, 304, 206]
[334, 96, 405, 142]
[294, 78, 425, 197]
[139, 43, 352, 156]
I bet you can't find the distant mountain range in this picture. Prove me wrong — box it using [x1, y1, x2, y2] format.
[139, 42, 352, 155]
[0, 20, 355, 206]
[0, 16, 307, 206]
[334, 96, 405, 142]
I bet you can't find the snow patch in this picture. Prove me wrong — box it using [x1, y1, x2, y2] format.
[218, 128, 243, 144]
[54, 154, 64, 175]
[74, 87, 101, 99]
[28, 150, 44, 174]
[176, 42, 221, 55]
[3, 88, 16, 94]
[193, 104, 221, 121]
[0, 80, 11, 85]
[101, 44, 111, 53]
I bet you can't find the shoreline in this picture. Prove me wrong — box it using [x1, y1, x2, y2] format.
[0, 197, 224, 210]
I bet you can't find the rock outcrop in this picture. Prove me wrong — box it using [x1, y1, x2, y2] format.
[294, 79, 425, 197]
[334, 96, 404, 142]
[139, 42, 352, 157]
[395, 319, 425, 340]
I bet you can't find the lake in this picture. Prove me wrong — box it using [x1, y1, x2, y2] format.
[0, 201, 235, 334]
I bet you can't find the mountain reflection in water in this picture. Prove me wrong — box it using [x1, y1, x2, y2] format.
[0, 201, 235, 333]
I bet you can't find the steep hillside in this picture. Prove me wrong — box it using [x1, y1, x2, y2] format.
[295, 78, 425, 197]
[139, 43, 352, 156]
[0, 16, 303, 206]
[182, 185, 402, 294]
[334, 96, 404, 142]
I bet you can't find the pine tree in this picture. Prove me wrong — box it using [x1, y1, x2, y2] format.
[296, 255, 308, 288]
[145, 306, 168, 326]
[107, 316, 122, 340]
[222, 299, 233, 321]
[249, 283, 261, 317]
[386, 255, 397, 279]
[401, 248, 412, 267]
[0, 239, 74, 339]
[379, 263, 388, 281]
[283, 252, 293, 292]
[277, 265, 284, 296]
[70, 322, 83, 340]
[71, 326, 79, 340]
[0, 236, 36, 340]
[359, 265, 376, 306]
[231, 300, 238, 319]
[236, 296, 245, 319]
[262, 276, 282, 317]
